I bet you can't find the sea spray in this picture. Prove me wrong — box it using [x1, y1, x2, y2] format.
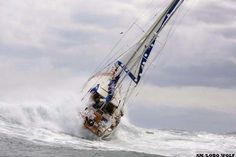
[0, 88, 235, 157]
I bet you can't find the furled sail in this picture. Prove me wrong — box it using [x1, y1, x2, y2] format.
[117, 0, 184, 84]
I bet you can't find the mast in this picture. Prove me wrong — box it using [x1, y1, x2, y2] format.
[98, 0, 184, 105]
[117, 0, 184, 84]
[138, 0, 184, 47]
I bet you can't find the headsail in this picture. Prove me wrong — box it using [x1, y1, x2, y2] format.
[117, 0, 184, 84]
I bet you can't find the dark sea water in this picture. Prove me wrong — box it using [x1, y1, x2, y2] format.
[0, 133, 162, 157]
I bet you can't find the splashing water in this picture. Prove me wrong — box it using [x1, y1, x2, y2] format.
[0, 89, 235, 157]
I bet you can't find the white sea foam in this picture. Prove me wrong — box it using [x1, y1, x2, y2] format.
[0, 89, 235, 157]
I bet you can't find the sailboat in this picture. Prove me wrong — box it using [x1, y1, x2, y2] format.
[80, 0, 184, 138]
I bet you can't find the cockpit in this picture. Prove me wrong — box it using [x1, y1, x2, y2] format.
[91, 92, 116, 116]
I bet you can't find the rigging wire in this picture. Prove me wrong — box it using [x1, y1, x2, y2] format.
[82, 0, 192, 106]
[131, 1, 194, 101]
[81, 0, 158, 97]
[91, 0, 157, 75]
[110, 0, 187, 105]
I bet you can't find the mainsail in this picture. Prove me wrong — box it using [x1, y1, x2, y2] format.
[83, 0, 185, 105]
[81, 0, 185, 138]
[117, 0, 184, 85]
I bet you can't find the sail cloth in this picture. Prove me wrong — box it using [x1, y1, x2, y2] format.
[117, 0, 184, 84]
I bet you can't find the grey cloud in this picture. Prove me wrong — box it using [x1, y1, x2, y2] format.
[50, 26, 118, 49]
[192, 2, 236, 25]
[73, 12, 125, 29]
[0, 43, 43, 59]
[147, 60, 236, 88]
[128, 104, 236, 133]
[1, 0, 235, 88]
[217, 27, 236, 41]
[50, 29, 95, 48]
[0, 0, 236, 134]
[139, 0, 236, 89]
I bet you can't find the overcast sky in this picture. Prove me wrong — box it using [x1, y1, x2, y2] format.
[0, 0, 236, 133]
